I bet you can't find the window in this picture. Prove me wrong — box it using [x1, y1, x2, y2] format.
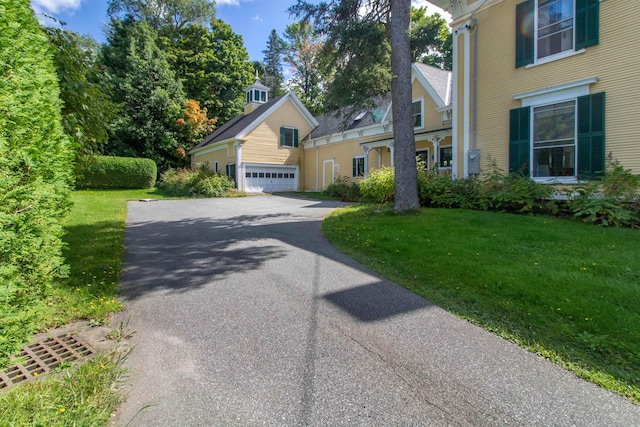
[509, 92, 604, 180]
[214, 161, 219, 173]
[225, 163, 236, 182]
[412, 100, 423, 128]
[533, 101, 575, 177]
[353, 156, 365, 177]
[280, 127, 299, 147]
[416, 150, 429, 169]
[515, 0, 599, 67]
[439, 146, 453, 168]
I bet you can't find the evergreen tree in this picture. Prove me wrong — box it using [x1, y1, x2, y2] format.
[262, 29, 284, 97]
[102, 19, 186, 171]
[0, 0, 74, 363]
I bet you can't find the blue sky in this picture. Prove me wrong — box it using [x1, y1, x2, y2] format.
[31, 0, 448, 62]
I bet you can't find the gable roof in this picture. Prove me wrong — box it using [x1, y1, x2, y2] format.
[310, 93, 392, 140]
[190, 92, 318, 153]
[310, 63, 452, 140]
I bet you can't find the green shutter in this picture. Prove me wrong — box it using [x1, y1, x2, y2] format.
[352, 158, 357, 177]
[293, 128, 299, 147]
[577, 92, 605, 179]
[279, 127, 285, 146]
[576, 0, 599, 50]
[509, 106, 531, 175]
[515, 0, 534, 68]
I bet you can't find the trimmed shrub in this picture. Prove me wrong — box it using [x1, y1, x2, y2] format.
[360, 167, 395, 204]
[0, 1, 74, 366]
[324, 175, 361, 202]
[158, 168, 235, 198]
[76, 156, 157, 189]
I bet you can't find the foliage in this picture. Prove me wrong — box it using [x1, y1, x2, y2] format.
[566, 158, 640, 228]
[107, 0, 216, 38]
[44, 28, 116, 157]
[324, 175, 360, 202]
[262, 29, 285, 97]
[359, 167, 395, 204]
[158, 168, 236, 197]
[323, 206, 640, 403]
[101, 19, 186, 172]
[75, 156, 157, 189]
[0, 0, 73, 364]
[168, 20, 253, 124]
[0, 351, 128, 425]
[175, 99, 217, 148]
[282, 19, 327, 116]
[411, 8, 452, 70]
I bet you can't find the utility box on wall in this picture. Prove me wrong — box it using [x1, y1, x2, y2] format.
[468, 149, 481, 175]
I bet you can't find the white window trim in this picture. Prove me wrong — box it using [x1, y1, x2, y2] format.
[439, 145, 453, 169]
[533, 0, 577, 64]
[516, 78, 597, 184]
[281, 126, 297, 148]
[354, 155, 365, 178]
[412, 97, 424, 130]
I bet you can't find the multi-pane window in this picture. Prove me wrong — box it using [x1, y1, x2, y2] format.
[280, 127, 298, 147]
[416, 150, 429, 169]
[439, 146, 453, 168]
[353, 156, 365, 177]
[412, 100, 423, 128]
[537, 0, 574, 59]
[533, 101, 576, 177]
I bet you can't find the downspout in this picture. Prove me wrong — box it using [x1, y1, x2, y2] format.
[472, 18, 477, 152]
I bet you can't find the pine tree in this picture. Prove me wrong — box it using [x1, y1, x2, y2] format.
[262, 29, 284, 97]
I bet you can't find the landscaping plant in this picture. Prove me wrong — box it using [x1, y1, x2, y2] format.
[0, 0, 74, 365]
[158, 168, 236, 198]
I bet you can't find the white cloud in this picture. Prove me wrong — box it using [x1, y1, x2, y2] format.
[252, 14, 263, 22]
[216, 0, 254, 6]
[31, 0, 82, 14]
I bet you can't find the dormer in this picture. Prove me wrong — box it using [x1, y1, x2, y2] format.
[244, 73, 269, 114]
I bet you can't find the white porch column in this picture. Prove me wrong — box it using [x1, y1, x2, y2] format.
[363, 146, 371, 176]
[388, 143, 395, 167]
[234, 140, 243, 191]
[429, 136, 442, 170]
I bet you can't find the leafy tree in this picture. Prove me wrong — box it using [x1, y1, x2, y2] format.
[291, 0, 419, 210]
[44, 28, 116, 157]
[282, 19, 327, 116]
[175, 99, 217, 149]
[411, 7, 452, 70]
[107, 0, 216, 38]
[169, 20, 253, 124]
[101, 19, 186, 171]
[0, 0, 74, 363]
[262, 29, 285, 97]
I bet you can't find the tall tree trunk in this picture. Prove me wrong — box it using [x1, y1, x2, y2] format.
[390, 0, 419, 212]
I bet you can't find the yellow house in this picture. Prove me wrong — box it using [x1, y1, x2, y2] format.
[303, 63, 453, 191]
[189, 76, 318, 192]
[191, 64, 453, 193]
[429, 0, 640, 182]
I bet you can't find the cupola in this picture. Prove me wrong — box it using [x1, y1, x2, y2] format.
[244, 72, 269, 114]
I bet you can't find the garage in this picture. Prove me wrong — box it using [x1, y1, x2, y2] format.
[243, 165, 298, 192]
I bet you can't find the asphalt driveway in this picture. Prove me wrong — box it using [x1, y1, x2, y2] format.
[114, 195, 639, 426]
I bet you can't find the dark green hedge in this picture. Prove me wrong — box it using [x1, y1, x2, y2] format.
[76, 156, 157, 189]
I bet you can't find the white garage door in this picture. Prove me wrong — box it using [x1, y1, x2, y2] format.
[244, 165, 298, 192]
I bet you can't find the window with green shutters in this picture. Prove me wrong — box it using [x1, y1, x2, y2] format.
[509, 92, 605, 180]
[280, 127, 299, 147]
[515, 0, 599, 68]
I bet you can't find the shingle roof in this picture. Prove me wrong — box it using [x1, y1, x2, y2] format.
[191, 94, 287, 151]
[413, 62, 451, 105]
[310, 93, 392, 139]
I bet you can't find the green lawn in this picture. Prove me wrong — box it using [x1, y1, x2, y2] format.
[1, 188, 170, 425]
[46, 188, 171, 326]
[323, 206, 640, 403]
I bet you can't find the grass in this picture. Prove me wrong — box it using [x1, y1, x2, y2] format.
[0, 352, 128, 426]
[323, 205, 640, 403]
[1, 188, 171, 425]
[44, 188, 171, 327]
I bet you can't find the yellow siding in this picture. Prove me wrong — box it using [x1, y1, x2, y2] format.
[243, 99, 312, 166]
[193, 143, 234, 173]
[470, 0, 640, 174]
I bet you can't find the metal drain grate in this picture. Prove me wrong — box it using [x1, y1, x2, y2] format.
[0, 334, 95, 392]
